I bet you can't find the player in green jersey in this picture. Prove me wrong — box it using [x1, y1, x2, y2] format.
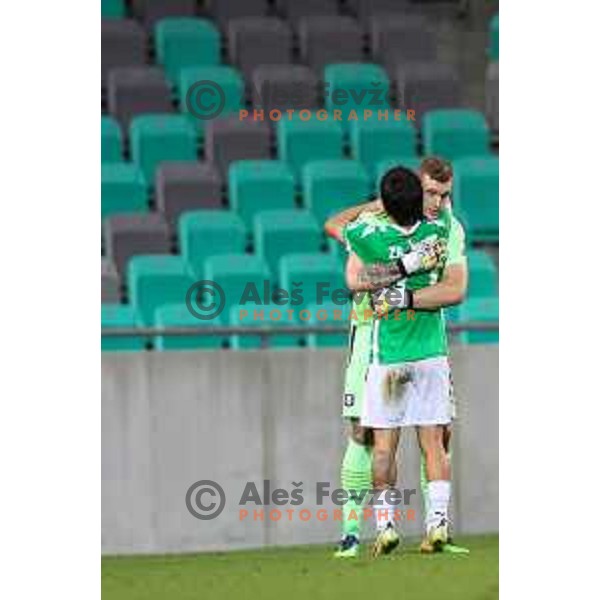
[344, 166, 464, 556]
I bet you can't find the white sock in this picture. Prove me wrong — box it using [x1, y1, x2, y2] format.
[426, 480, 450, 529]
[374, 497, 395, 532]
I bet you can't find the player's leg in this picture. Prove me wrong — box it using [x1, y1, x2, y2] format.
[371, 427, 401, 557]
[335, 420, 373, 558]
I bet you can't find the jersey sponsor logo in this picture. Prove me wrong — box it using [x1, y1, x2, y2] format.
[343, 393, 355, 407]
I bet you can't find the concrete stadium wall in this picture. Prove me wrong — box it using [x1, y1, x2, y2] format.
[102, 346, 498, 555]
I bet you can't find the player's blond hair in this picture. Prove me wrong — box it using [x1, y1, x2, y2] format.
[420, 157, 453, 183]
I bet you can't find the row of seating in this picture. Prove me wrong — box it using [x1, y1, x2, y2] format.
[102, 108, 493, 177]
[101, 291, 499, 352]
[102, 0, 445, 27]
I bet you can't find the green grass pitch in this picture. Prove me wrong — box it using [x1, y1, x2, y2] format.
[102, 534, 498, 600]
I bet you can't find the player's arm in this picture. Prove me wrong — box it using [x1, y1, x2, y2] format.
[324, 199, 383, 243]
[345, 253, 404, 291]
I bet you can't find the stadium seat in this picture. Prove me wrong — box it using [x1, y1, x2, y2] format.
[254, 210, 322, 278]
[101, 304, 145, 351]
[154, 304, 226, 350]
[101, 20, 147, 84]
[305, 300, 350, 348]
[466, 249, 498, 299]
[274, 0, 339, 23]
[279, 253, 347, 310]
[455, 296, 499, 345]
[204, 117, 272, 175]
[277, 116, 344, 175]
[208, 0, 269, 25]
[229, 305, 304, 349]
[489, 14, 499, 61]
[485, 62, 499, 131]
[107, 67, 174, 127]
[252, 65, 319, 112]
[324, 63, 391, 128]
[128, 255, 196, 326]
[129, 114, 197, 183]
[302, 160, 372, 224]
[179, 211, 246, 277]
[179, 66, 244, 124]
[347, 0, 413, 22]
[102, 0, 125, 19]
[298, 17, 364, 73]
[349, 118, 417, 172]
[422, 109, 490, 160]
[101, 116, 123, 163]
[373, 156, 421, 187]
[369, 15, 436, 65]
[105, 214, 171, 275]
[131, 0, 196, 27]
[453, 156, 499, 242]
[101, 163, 148, 220]
[229, 161, 296, 229]
[155, 162, 223, 225]
[394, 63, 462, 124]
[102, 259, 121, 304]
[227, 18, 293, 77]
[204, 254, 272, 325]
[155, 18, 221, 83]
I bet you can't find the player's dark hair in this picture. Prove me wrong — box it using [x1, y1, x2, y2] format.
[380, 166, 423, 227]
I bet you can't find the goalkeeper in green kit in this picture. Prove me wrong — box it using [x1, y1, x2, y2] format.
[325, 159, 469, 558]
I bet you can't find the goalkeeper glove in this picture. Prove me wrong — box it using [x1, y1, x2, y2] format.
[396, 238, 446, 278]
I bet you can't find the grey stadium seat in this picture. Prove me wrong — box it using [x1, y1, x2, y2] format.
[131, 0, 196, 27]
[274, 0, 339, 23]
[347, 0, 413, 22]
[208, 0, 268, 25]
[369, 15, 437, 65]
[227, 18, 293, 77]
[101, 20, 147, 85]
[252, 65, 319, 112]
[485, 62, 499, 132]
[102, 259, 121, 304]
[298, 16, 365, 73]
[107, 67, 173, 127]
[105, 214, 171, 275]
[395, 62, 461, 123]
[155, 162, 223, 224]
[204, 117, 272, 175]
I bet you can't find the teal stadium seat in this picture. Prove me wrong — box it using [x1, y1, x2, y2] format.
[229, 306, 304, 349]
[302, 160, 372, 224]
[254, 210, 322, 278]
[101, 163, 148, 220]
[466, 249, 498, 299]
[453, 156, 499, 242]
[305, 300, 350, 348]
[154, 304, 226, 350]
[179, 211, 246, 277]
[102, 0, 125, 19]
[155, 18, 221, 83]
[101, 117, 123, 163]
[277, 116, 344, 176]
[324, 63, 391, 129]
[422, 109, 490, 160]
[456, 296, 499, 344]
[374, 157, 421, 188]
[279, 253, 346, 311]
[204, 254, 271, 325]
[128, 255, 196, 326]
[349, 119, 417, 172]
[130, 115, 197, 183]
[179, 66, 244, 132]
[101, 304, 145, 351]
[229, 161, 296, 229]
[489, 14, 499, 61]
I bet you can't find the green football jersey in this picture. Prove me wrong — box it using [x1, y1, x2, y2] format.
[344, 210, 452, 364]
